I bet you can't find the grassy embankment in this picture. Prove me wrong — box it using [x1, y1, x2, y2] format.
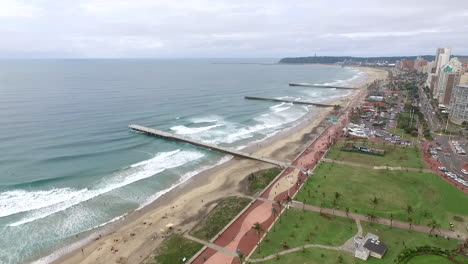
[252, 211, 461, 264]
[326, 140, 426, 169]
[296, 162, 468, 231]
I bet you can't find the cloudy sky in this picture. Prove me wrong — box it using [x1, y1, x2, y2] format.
[1, 0, 467, 58]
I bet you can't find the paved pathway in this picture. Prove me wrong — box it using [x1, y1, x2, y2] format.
[289, 201, 466, 240]
[322, 158, 432, 172]
[184, 234, 238, 257]
[248, 219, 362, 262]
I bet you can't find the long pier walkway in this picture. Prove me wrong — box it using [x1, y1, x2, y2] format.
[129, 125, 298, 169]
[289, 83, 357, 89]
[244, 96, 334, 107]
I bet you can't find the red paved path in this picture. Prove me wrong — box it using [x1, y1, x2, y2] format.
[192, 113, 349, 264]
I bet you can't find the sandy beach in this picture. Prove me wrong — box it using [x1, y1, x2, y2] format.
[49, 67, 388, 264]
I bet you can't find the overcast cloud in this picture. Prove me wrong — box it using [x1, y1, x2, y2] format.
[0, 0, 467, 58]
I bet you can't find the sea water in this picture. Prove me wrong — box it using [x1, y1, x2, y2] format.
[0, 59, 365, 263]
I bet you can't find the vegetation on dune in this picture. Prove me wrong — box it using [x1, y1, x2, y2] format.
[149, 234, 203, 264]
[191, 196, 251, 240]
[245, 168, 281, 195]
[297, 163, 468, 230]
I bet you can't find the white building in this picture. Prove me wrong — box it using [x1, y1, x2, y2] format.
[435, 48, 451, 75]
[353, 233, 388, 260]
[449, 84, 468, 124]
[437, 58, 463, 104]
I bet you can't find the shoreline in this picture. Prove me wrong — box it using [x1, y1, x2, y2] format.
[44, 67, 387, 264]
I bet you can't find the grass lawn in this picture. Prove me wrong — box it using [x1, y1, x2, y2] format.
[245, 168, 281, 195]
[326, 140, 426, 168]
[148, 234, 203, 264]
[191, 196, 251, 240]
[253, 247, 356, 264]
[296, 163, 468, 231]
[407, 255, 453, 264]
[389, 127, 417, 141]
[253, 219, 462, 264]
[250, 208, 356, 259]
[361, 222, 460, 264]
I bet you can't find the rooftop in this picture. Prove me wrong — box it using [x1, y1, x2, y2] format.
[363, 238, 388, 255]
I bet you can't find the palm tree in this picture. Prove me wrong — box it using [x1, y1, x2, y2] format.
[345, 207, 350, 218]
[302, 198, 306, 211]
[390, 213, 393, 227]
[285, 196, 293, 214]
[332, 199, 337, 215]
[320, 201, 325, 213]
[371, 196, 379, 210]
[428, 219, 440, 235]
[252, 222, 264, 252]
[276, 200, 283, 223]
[408, 217, 413, 230]
[271, 207, 277, 231]
[406, 205, 413, 216]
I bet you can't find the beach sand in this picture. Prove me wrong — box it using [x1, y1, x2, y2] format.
[50, 67, 388, 264]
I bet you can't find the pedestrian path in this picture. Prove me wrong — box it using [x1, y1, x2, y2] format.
[322, 158, 432, 172]
[184, 234, 238, 257]
[248, 219, 362, 262]
[289, 201, 466, 240]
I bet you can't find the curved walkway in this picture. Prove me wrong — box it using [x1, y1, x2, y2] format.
[248, 219, 362, 262]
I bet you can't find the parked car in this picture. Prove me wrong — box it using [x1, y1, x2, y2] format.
[461, 169, 468, 175]
[438, 166, 448, 172]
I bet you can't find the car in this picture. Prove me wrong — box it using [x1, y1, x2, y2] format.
[432, 155, 438, 159]
[444, 153, 451, 157]
[461, 169, 468, 175]
[435, 147, 442, 151]
[438, 166, 448, 172]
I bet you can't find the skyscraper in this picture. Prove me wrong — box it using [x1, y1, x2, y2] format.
[435, 48, 451, 75]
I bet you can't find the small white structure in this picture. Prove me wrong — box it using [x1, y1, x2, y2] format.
[353, 233, 387, 260]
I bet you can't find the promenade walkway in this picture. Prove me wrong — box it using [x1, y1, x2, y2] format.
[190, 111, 348, 264]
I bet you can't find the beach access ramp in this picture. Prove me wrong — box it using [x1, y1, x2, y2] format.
[289, 83, 357, 89]
[129, 124, 299, 169]
[244, 96, 334, 107]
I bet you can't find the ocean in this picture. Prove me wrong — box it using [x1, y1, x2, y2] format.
[0, 59, 365, 263]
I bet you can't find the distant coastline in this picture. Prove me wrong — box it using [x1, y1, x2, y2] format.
[278, 55, 468, 64]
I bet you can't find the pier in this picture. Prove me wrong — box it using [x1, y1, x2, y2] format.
[244, 96, 334, 107]
[289, 83, 357, 90]
[129, 125, 299, 169]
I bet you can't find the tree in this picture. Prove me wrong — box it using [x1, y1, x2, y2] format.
[428, 219, 440, 235]
[252, 222, 264, 252]
[271, 207, 278, 231]
[302, 198, 306, 211]
[408, 217, 413, 230]
[371, 196, 379, 210]
[345, 207, 350, 218]
[320, 201, 325, 213]
[390, 213, 393, 227]
[276, 201, 283, 223]
[406, 205, 413, 217]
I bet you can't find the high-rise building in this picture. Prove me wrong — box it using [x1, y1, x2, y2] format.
[449, 84, 468, 124]
[434, 48, 451, 75]
[437, 58, 462, 104]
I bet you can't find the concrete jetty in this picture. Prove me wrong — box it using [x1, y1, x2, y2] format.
[289, 83, 357, 90]
[244, 96, 334, 107]
[129, 124, 298, 169]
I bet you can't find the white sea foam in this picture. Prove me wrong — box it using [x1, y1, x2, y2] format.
[137, 155, 233, 210]
[190, 116, 220, 123]
[7, 150, 204, 227]
[170, 124, 223, 135]
[0, 188, 88, 218]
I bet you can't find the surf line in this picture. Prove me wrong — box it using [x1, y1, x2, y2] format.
[129, 125, 304, 171]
